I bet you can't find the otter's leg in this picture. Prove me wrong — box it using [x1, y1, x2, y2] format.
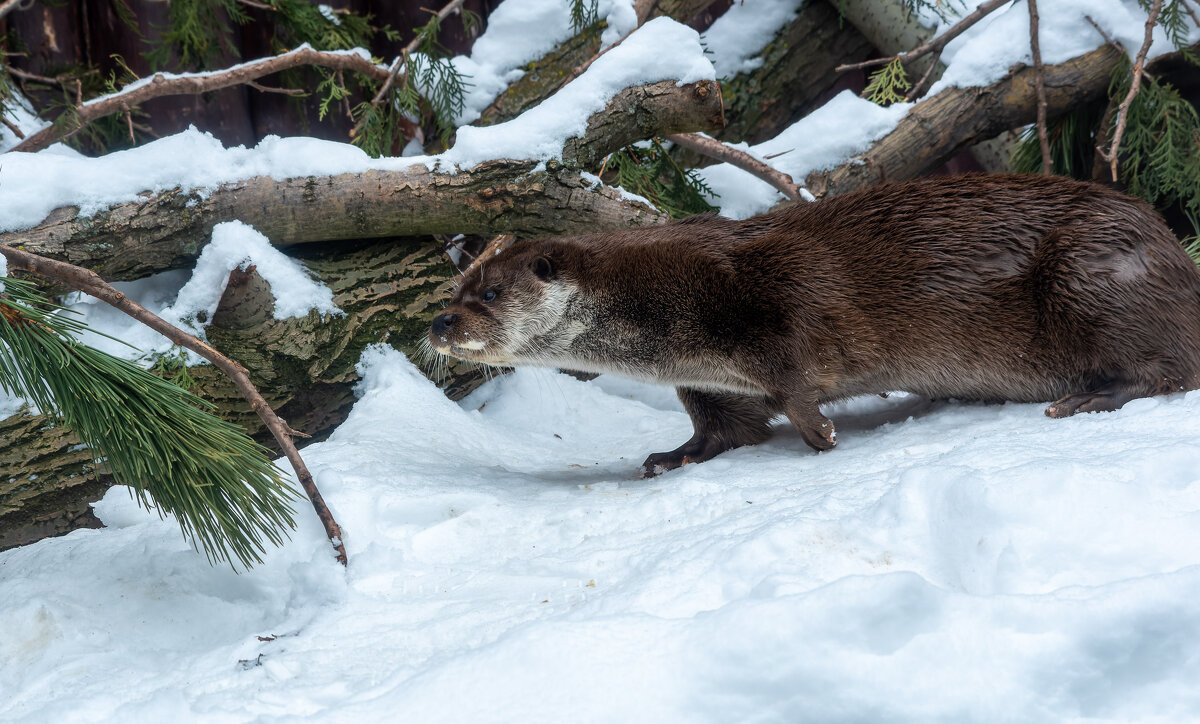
[1044, 380, 1141, 418]
[639, 388, 775, 477]
[781, 392, 837, 452]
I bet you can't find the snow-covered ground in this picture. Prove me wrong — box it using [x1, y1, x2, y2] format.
[4, 349, 1200, 721]
[5, 0, 1200, 720]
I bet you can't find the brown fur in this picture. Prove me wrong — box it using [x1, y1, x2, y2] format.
[430, 174, 1200, 475]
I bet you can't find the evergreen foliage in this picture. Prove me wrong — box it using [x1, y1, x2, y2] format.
[569, 0, 600, 33]
[1111, 62, 1200, 238]
[1142, 0, 1199, 65]
[862, 58, 911, 106]
[146, 0, 252, 70]
[1012, 55, 1200, 252]
[1011, 101, 1107, 178]
[608, 138, 717, 219]
[0, 276, 298, 568]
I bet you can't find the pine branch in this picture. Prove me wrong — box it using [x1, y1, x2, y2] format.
[1028, 0, 1052, 175]
[0, 276, 296, 568]
[9, 45, 395, 154]
[0, 245, 349, 567]
[1099, 0, 1164, 182]
[665, 132, 806, 202]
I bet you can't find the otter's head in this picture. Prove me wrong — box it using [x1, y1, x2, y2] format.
[429, 239, 580, 367]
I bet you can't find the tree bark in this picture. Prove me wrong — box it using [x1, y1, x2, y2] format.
[0, 411, 105, 552]
[4, 79, 722, 281]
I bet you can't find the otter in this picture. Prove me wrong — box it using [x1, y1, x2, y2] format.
[429, 174, 1200, 476]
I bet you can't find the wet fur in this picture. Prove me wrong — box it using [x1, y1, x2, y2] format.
[431, 174, 1200, 475]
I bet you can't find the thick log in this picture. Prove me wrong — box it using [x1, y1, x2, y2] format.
[3, 78, 723, 282]
[0, 411, 105, 551]
[804, 43, 1126, 198]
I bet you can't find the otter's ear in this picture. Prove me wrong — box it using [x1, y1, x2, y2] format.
[531, 256, 556, 281]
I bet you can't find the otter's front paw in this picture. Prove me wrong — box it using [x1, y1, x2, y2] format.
[638, 450, 690, 478]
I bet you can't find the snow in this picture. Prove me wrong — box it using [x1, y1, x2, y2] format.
[697, 91, 911, 218]
[162, 221, 341, 328]
[702, 0, 807, 78]
[447, 0, 638, 126]
[442, 17, 713, 168]
[928, 0, 1200, 96]
[4, 347, 1200, 720]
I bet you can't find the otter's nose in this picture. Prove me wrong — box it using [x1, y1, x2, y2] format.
[432, 313, 459, 336]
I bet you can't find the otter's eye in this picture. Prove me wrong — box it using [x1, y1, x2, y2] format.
[481, 289, 498, 303]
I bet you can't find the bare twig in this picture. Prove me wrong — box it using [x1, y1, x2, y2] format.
[1, 113, 25, 139]
[124, 110, 135, 144]
[836, 0, 1011, 74]
[665, 132, 805, 202]
[1028, 0, 1052, 175]
[403, 0, 467, 55]
[9, 45, 396, 154]
[1182, 0, 1200, 27]
[904, 54, 941, 102]
[5, 65, 66, 87]
[1083, 15, 1120, 49]
[234, 0, 275, 9]
[0, 0, 34, 21]
[1099, 0, 1163, 182]
[0, 244, 350, 567]
[247, 81, 305, 96]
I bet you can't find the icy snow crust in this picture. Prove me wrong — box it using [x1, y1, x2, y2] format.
[4, 348, 1200, 721]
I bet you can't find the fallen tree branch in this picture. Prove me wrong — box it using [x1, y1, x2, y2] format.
[9, 45, 396, 154]
[808, 42, 1127, 198]
[564, 79, 723, 167]
[1028, 0, 1052, 174]
[475, 0, 712, 127]
[665, 132, 805, 202]
[808, 36, 1200, 199]
[5, 78, 721, 280]
[0, 244, 350, 567]
[1098, 0, 1163, 182]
